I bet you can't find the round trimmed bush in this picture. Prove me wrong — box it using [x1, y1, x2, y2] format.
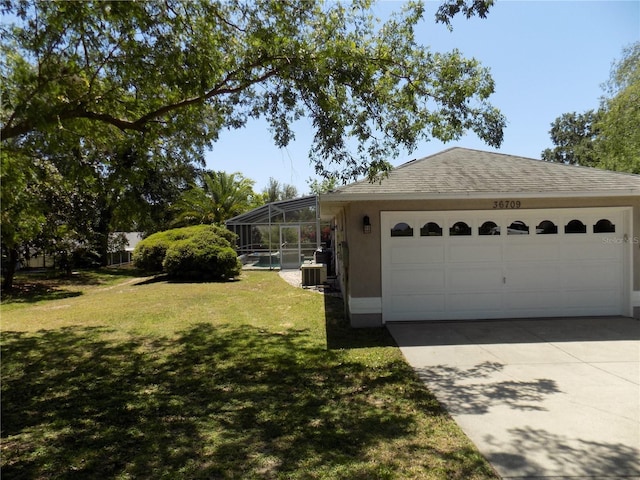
[133, 225, 241, 280]
[132, 233, 171, 272]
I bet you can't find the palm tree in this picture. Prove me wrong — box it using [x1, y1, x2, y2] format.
[262, 177, 298, 203]
[172, 171, 256, 226]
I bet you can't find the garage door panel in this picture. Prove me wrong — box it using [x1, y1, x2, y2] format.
[448, 243, 502, 262]
[448, 266, 503, 290]
[387, 294, 445, 319]
[591, 239, 626, 259]
[447, 292, 502, 312]
[391, 245, 444, 264]
[505, 263, 562, 290]
[390, 268, 445, 293]
[504, 242, 560, 261]
[561, 263, 622, 290]
[564, 289, 622, 311]
[560, 242, 622, 261]
[504, 290, 564, 310]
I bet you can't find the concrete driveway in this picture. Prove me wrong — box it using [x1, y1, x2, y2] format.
[387, 316, 640, 479]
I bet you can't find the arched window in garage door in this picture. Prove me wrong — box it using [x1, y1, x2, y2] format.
[450, 221, 472, 236]
[593, 219, 616, 233]
[507, 220, 529, 235]
[479, 221, 500, 235]
[565, 219, 587, 234]
[536, 220, 558, 234]
[391, 222, 414, 237]
[420, 222, 443, 237]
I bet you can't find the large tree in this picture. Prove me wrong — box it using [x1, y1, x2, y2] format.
[2, 121, 199, 264]
[2, 0, 504, 180]
[541, 110, 601, 166]
[0, 150, 47, 289]
[594, 42, 640, 173]
[542, 42, 639, 173]
[1, 0, 505, 288]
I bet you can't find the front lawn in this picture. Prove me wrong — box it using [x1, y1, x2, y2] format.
[1, 270, 497, 479]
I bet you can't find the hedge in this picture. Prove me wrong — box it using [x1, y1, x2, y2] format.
[133, 225, 241, 280]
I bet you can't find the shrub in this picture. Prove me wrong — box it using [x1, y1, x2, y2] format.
[133, 233, 172, 273]
[163, 240, 241, 281]
[133, 225, 241, 280]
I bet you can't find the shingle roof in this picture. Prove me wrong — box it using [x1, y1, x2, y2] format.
[323, 147, 640, 200]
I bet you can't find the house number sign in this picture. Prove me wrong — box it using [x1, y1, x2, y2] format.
[492, 200, 522, 209]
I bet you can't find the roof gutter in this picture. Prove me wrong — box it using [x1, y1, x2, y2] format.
[320, 189, 640, 203]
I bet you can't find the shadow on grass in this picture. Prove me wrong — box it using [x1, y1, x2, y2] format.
[1, 268, 146, 304]
[1, 323, 495, 479]
[0, 285, 83, 304]
[133, 274, 241, 287]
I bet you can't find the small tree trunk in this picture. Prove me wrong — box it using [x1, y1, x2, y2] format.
[2, 247, 19, 290]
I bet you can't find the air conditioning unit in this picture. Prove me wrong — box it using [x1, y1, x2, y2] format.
[301, 264, 327, 286]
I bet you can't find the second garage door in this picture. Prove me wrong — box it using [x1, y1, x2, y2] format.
[381, 208, 629, 322]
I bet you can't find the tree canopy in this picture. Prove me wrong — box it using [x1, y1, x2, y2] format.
[2, 0, 504, 181]
[1, 0, 504, 288]
[541, 111, 600, 166]
[262, 178, 299, 204]
[542, 42, 639, 173]
[172, 171, 257, 226]
[594, 42, 640, 173]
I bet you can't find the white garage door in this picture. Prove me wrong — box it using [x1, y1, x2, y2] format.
[381, 208, 629, 321]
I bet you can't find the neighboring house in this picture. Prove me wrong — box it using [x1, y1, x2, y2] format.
[108, 232, 144, 266]
[319, 147, 640, 327]
[23, 252, 55, 269]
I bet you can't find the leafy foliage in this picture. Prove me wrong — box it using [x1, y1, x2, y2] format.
[2, 0, 504, 181]
[163, 231, 241, 281]
[172, 171, 257, 227]
[541, 111, 600, 166]
[594, 42, 640, 173]
[0, 146, 95, 285]
[542, 42, 639, 173]
[262, 177, 299, 203]
[133, 225, 240, 280]
[308, 176, 339, 195]
[132, 234, 172, 273]
[435, 0, 494, 27]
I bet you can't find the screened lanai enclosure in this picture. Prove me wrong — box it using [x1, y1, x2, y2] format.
[226, 195, 332, 270]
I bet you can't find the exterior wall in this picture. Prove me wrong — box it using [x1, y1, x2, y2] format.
[336, 196, 640, 327]
[23, 254, 55, 269]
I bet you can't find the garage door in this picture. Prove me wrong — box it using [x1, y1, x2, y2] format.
[381, 208, 629, 321]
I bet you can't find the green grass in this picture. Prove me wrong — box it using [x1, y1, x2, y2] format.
[1, 270, 498, 479]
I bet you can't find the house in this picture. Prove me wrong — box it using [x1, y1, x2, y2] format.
[319, 147, 640, 327]
[108, 232, 144, 266]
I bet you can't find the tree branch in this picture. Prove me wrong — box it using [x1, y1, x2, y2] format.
[133, 68, 279, 126]
[1, 68, 280, 140]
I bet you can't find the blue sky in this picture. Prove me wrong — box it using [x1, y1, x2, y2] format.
[206, 1, 640, 195]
